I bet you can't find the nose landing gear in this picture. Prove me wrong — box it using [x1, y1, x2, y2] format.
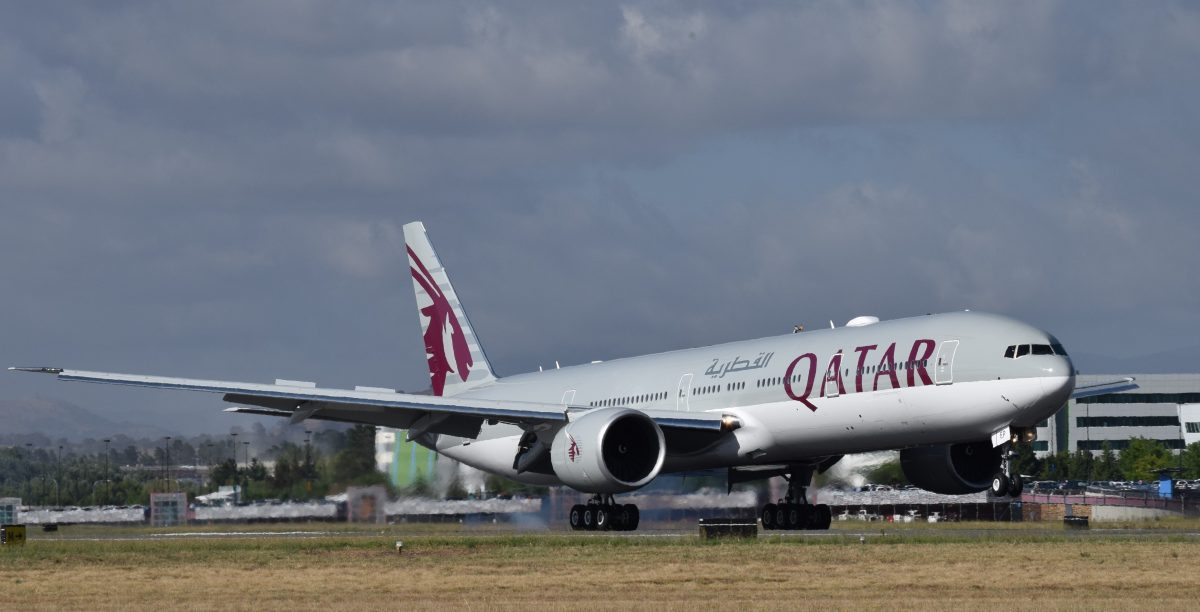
[569, 494, 640, 531]
[990, 443, 1024, 498]
[759, 469, 831, 531]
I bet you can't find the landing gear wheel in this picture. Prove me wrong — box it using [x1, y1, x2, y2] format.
[798, 504, 813, 530]
[761, 503, 777, 530]
[785, 504, 801, 530]
[1007, 474, 1024, 497]
[624, 504, 639, 531]
[595, 506, 611, 531]
[583, 506, 597, 530]
[813, 504, 832, 530]
[990, 472, 1010, 497]
[569, 504, 584, 531]
[612, 504, 630, 531]
[775, 505, 788, 530]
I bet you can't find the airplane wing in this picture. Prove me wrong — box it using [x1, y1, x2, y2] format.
[1070, 377, 1138, 400]
[9, 367, 729, 439]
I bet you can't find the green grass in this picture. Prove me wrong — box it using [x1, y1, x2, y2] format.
[4, 522, 1200, 610]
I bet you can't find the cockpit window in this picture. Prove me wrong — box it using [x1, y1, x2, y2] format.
[1004, 343, 1065, 358]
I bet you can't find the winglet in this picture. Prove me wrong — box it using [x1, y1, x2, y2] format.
[9, 367, 63, 374]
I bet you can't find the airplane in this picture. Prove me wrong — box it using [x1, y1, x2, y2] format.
[12, 221, 1136, 531]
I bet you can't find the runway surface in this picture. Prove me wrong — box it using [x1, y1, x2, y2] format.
[28, 521, 1200, 542]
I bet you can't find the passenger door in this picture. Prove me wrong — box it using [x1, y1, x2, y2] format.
[675, 373, 693, 412]
[934, 340, 959, 385]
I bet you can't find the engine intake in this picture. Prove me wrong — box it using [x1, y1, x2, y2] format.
[550, 408, 665, 494]
[900, 440, 1000, 495]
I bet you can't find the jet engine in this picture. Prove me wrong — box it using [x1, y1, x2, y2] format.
[550, 408, 666, 494]
[899, 440, 1001, 495]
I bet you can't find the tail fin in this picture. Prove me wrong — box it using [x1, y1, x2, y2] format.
[403, 222, 497, 396]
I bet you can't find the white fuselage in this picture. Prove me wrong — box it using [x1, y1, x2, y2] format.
[432, 311, 1075, 485]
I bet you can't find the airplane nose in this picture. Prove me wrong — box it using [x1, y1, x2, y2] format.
[1040, 369, 1075, 405]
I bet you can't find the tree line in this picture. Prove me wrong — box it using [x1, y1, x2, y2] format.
[852, 439, 1200, 488]
[1013, 438, 1200, 483]
[0, 424, 387, 506]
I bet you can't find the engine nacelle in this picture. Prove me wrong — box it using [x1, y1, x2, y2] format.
[899, 440, 1001, 495]
[550, 408, 666, 494]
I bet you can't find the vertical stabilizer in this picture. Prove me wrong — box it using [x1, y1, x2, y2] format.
[403, 222, 497, 396]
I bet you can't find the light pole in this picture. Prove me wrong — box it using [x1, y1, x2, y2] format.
[206, 443, 215, 492]
[164, 436, 172, 492]
[304, 430, 313, 497]
[24, 443, 34, 505]
[56, 445, 63, 507]
[230, 432, 239, 504]
[102, 439, 110, 505]
[242, 441, 251, 503]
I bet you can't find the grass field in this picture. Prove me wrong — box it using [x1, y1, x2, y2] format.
[4, 522, 1200, 610]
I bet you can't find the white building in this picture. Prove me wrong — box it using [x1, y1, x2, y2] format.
[1035, 373, 1200, 456]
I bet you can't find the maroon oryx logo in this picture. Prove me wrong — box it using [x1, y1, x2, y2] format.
[408, 246, 473, 396]
[567, 435, 581, 462]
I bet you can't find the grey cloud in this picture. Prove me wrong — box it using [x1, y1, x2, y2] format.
[2, 2, 1199, 433]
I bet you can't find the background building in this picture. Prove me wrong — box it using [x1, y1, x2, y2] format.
[375, 428, 439, 489]
[1035, 374, 1200, 456]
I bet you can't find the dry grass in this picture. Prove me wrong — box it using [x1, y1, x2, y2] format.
[4, 524, 1200, 610]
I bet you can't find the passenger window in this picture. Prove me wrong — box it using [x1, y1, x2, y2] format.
[1016, 345, 1030, 358]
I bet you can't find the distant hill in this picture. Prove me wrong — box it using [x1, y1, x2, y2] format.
[0, 397, 174, 440]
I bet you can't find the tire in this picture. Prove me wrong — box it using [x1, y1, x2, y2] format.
[761, 503, 777, 530]
[814, 504, 832, 530]
[613, 505, 630, 531]
[990, 473, 1010, 497]
[797, 505, 813, 530]
[596, 506, 611, 531]
[625, 504, 640, 531]
[785, 504, 801, 530]
[583, 506, 596, 530]
[569, 504, 584, 530]
[1008, 474, 1024, 497]
[775, 505, 788, 530]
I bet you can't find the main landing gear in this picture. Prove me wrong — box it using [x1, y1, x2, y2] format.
[990, 442, 1024, 498]
[569, 495, 640, 531]
[759, 470, 832, 531]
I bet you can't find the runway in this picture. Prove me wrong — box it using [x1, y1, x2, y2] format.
[27, 520, 1200, 542]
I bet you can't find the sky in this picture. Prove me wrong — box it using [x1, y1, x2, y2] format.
[2, 1, 1199, 434]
